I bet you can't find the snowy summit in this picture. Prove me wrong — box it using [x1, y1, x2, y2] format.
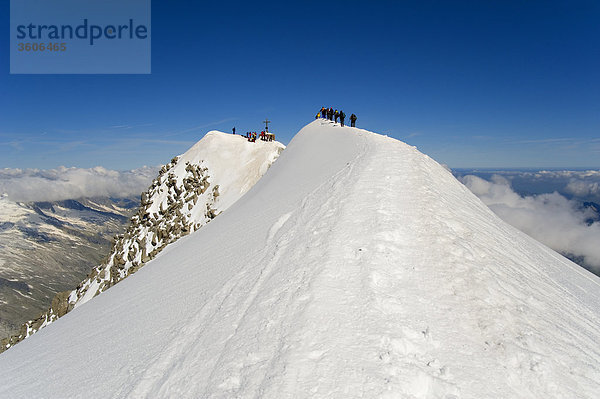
[1, 120, 599, 398]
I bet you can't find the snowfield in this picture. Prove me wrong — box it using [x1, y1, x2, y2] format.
[1, 131, 285, 352]
[0, 120, 599, 398]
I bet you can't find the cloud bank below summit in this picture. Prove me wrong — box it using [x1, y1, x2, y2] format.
[0, 166, 158, 202]
[3, 161, 600, 273]
[461, 174, 600, 272]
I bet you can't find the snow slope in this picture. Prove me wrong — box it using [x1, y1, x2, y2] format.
[0, 120, 599, 398]
[71, 130, 285, 309]
[1, 131, 284, 351]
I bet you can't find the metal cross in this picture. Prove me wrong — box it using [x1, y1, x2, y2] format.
[263, 119, 271, 132]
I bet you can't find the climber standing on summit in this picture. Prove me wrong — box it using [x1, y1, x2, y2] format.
[350, 113, 357, 127]
[334, 109, 339, 124]
[339, 110, 345, 127]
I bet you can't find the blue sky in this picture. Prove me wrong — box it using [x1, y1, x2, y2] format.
[1, 0, 599, 169]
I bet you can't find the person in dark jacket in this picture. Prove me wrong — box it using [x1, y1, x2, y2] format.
[334, 110, 339, 123]
[339, 110, 345, 127]
[321, 107, 327, 119]
[350, 113, 357, 127]
[328, 107, 334, 121]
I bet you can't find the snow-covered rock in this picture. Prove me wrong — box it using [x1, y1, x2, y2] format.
[0, 121, 599, 398]
[0, 131, 284, 352]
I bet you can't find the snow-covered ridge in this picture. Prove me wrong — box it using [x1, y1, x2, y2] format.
[0, 121, 599, 398]
[1, 131, 284, 352]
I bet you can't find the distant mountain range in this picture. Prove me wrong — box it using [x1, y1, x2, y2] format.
[0, 195, 137, 338]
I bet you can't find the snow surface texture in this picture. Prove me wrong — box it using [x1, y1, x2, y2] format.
[1, 121, 599, 398]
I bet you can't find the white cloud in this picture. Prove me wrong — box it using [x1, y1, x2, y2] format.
[461, 174, 600, 272]
[0, 166, 158, 202]
[565, 180, 600, 198]
[525, 170, 600, 180]
[456, 169, 600, 203]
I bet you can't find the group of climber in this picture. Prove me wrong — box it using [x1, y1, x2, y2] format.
[260, 131, 275, 142]
[317, 107, 357, 127]
[240, 130, 275, 142]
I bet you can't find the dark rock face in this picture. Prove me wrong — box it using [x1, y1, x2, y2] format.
[0, 222, 14, 231]
[0, 278, 30, 293]
[51, 291, 73, 318]
[582, 202, 600, 226]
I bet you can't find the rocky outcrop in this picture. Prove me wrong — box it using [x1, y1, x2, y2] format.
[1, 133, 285, 354]
[2, 158, 219, 353]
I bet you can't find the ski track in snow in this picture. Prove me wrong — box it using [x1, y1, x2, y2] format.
[1, 121, 600, 398]
[128, 123, 600, 398]
[127, 127, 370, 398]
